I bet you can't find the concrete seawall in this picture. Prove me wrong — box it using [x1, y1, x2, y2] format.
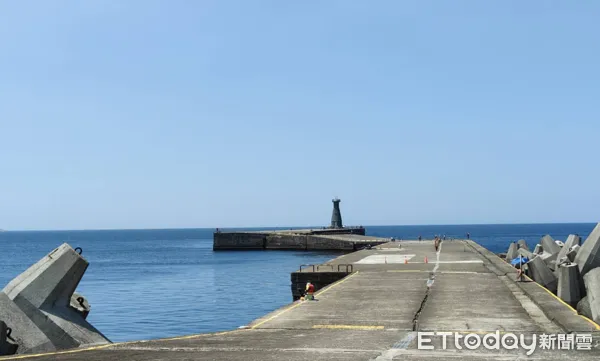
[213, 227, 382, 251]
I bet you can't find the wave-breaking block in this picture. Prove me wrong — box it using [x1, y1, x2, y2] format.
[568, 245, 580, 262]
[575, 223, 600, 277]
[541, 235, 560, 255]
[0, 320, 18, 355]
[540, 252, 559, 271]
[583, 267, 600, 324]
[517, 239, 529, 251]
[527, 256, 558, 293]
[578, 296, 592, 319]
[533, 244, 543, 255]
[557, 262, 582, 308]
[0, 243, 111, 354]
[506, 242, 519, 262]
[557, 234, 581, 265]
[517, 248, 534, 259]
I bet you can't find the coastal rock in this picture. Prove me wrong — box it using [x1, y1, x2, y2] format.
[575, 223, 600, 277]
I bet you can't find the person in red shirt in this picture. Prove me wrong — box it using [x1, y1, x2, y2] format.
[305, 281, 315, 300]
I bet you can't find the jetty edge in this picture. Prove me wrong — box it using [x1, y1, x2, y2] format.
[3, 238, 600, 360]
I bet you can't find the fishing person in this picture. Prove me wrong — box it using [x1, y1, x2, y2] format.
[305, 281, 315, 300]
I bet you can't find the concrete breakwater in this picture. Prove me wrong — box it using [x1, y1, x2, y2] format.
[3, 238, 599, 360]
[213, 198, 384, 251]
[501, 222, 600, 327]
[212, 228, 392, 251]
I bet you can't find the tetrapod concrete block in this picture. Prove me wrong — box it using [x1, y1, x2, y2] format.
[506, 242, 519, 262]
[568, 245, 580, 262]
[556, 262, 582, 307]
[541, 235, 560, 255]
[567, 234, 581, 247]
[0, 293, 50, 354]
[70, 293, 90, 319]
[540, 252, 558, 271]
[517, 239, 529, 251]
[517, 248, 534, 259]
[556, 234, 581, 268]
[578, 296, 592, 319]
[526, 256, 558, 293]
[0, 321, 18, 356]
[0, 243, 110, 354]
[575, 223, 600, 277]
[533, 244, 543, 255]
[583, 267, 600, 324]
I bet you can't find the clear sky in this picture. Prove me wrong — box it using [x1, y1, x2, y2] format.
[1, 1, 599, 230]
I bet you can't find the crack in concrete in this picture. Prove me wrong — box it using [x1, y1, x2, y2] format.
[412, 242, 443, 331]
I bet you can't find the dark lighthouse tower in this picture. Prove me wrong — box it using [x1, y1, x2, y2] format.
[330, 198, 343, 229]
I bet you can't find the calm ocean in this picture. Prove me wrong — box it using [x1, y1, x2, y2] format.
[0, 223, 595, 342]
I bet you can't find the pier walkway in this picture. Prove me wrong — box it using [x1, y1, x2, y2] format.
[4, 240, 600, 360]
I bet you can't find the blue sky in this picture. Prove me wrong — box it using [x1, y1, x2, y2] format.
[1, 1, 599, 230]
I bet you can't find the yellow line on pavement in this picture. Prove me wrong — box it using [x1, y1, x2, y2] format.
[496, 253, 600, 331]
[250, 271, 360, 329]
[522, 274, 600, 331]
[0, 329, 246, 360]
[314, 270, 360, 297]
[0, 344, 114, 360]
[312, 324, 384, 330]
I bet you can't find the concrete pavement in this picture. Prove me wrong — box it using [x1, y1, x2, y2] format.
[3, 240, 600, 360]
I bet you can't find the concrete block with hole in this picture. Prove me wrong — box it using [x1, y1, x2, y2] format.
[0, 243, 110, 355]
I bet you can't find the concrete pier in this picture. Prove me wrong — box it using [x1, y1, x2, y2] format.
[10, 239, 600, 361]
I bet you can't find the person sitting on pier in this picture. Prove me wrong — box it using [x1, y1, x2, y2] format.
[305, 281, 315, 301]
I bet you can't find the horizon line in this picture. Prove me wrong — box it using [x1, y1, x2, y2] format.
[2, 221, 597, 233]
